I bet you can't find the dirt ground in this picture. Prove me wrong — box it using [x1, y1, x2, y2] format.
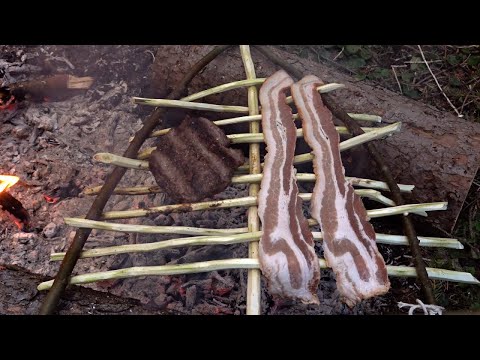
[1, 45, 478, 314]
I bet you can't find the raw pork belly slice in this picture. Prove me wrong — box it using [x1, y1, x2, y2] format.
[291, 75, 390, 307]
[258, 70, 320, 304]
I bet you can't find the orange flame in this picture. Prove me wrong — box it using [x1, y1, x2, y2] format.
[0, 175, 19, 193]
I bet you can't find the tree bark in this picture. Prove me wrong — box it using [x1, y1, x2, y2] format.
[0, 191, 30, 230]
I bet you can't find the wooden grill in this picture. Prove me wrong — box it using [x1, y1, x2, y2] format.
[37, 46, 480, 315]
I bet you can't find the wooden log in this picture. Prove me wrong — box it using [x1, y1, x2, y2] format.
[1, 74, 94, 102]
[150, 46, 480, 234]
[0, 264, 165, 315]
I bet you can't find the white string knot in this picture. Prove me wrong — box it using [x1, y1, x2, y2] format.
[398, 299, 445, 315]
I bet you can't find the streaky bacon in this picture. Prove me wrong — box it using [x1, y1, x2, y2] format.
[258, 70, 320, 304]
[291, 75, 390, 307]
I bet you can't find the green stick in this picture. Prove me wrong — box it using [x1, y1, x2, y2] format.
[50, 230, 462, 261]
[136, 122, 402, 160]
[83, 174, 414, 196]
[37, 259, 480, 291]
[92, 194, 445, 220]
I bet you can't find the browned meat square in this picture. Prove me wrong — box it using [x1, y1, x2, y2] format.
[148, 116, 245, 203]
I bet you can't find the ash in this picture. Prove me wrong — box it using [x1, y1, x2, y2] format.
[0, 45, 386, 315]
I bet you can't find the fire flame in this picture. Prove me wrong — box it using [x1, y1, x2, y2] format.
[0, 175, 19, 193]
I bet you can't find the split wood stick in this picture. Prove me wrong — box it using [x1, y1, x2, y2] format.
[66, 199, 446, 221]
[36, 259, 480, 291]
[240, 45, 262, 315]
[83, 175, 415, 196]
[50, 231, 463, 261]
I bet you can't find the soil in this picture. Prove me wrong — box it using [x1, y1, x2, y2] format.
[0, 45, 478, 314]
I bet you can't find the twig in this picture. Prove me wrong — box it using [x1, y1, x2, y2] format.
[94, 153, 149, 169]
[332, 47, 345, 61]
[417, 45, 464, 118]
[133, 98, 248, 113]
[460, 78, 480, 114]
[38, 45, 232, 315]
[254, 45, 437, 305]
[51, 56, 75, 70]
[360, 202, 446, 218]
[182, 78, 265, 101]
[391, 65, 403, 94]
[145, 50, 156, 62]
[36, 259, 480, 291]
[374, 234, 463, 249]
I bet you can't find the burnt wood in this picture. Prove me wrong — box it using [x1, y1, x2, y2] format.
[0, 191, 29, 230]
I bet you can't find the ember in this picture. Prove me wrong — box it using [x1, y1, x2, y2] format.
[0, 175, 29, 230]
[43, 195, 60, 204]
[0, 95, 15, 110]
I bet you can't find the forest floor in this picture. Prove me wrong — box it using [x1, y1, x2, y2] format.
[1, 45, 478, 314]
[278, 45, 480, 311]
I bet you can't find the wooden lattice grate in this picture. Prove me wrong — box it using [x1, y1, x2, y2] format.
[37, 46, 480, 315]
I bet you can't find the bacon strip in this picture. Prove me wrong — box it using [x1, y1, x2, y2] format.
[291, 75, 390, 307]
[258, 70, 320, 304]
